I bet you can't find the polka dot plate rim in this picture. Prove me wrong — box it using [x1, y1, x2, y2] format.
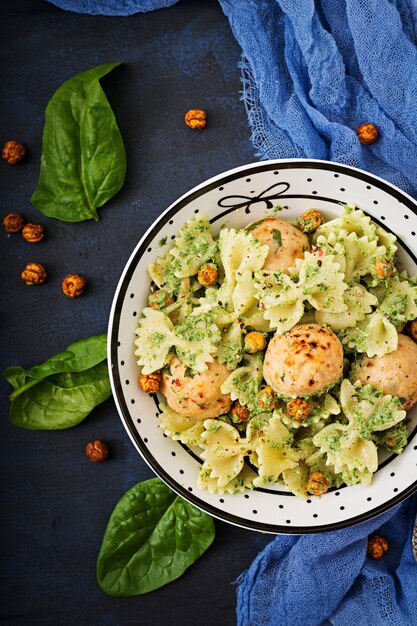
[108, 158, 417, 534]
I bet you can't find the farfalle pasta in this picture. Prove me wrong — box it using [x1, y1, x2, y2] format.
[134, 205, 417, 497]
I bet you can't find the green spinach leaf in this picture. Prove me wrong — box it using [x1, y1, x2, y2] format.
[31, 63, 126, 222]
[25, 335, 108, 382]
[3, 335, 111, 429]
[97, 478, 215, 596]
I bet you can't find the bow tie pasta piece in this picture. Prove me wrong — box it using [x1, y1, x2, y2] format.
[312, 229, 346, 268]
[316, 285, 378, 330]
[199, 420, 250, 489]
[281, 463, 310, 498]
[158, 403, 205, 446]
[254, 271, 305, 333]
[219, 227, 269, 285]
[135, 308, 176, 374]
[251, 416, 299, 487]
[314, 204, 377, 242]
[214, 227, 269, 319]
[174, 311, 221, 371]
[312, 422, 378, 486]
[338, 311, 398, 357]
[342, 232, 387, 283]
[220, 353, 263, 409]
[314, 205, 396, 284]
[197, 463, 257, 495]
[217, 319, 244, 370]
[315, 229, 388, 284]
[255, 253, 348, 333]
[282, 438, 318, 497]
[148, 251, 183, 295]
[135, 309, 221, 374]
[231, 269, 258, 318]
[240, 305, 272, 332]
[377, 273, 417, 326]
[297, 251, 348, 311]
[339, 379, 406, 440]
[193, 290, 235, 328]
[372, 421, 409, 454]
[375, 224, 397, 258]
[170, 212, 217, 279]
[312, 379, 406, 486]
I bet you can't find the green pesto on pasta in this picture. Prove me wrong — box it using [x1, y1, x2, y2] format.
[134, 204, 417, 498]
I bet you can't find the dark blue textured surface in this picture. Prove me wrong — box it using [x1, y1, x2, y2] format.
[0, 2, 270, 624]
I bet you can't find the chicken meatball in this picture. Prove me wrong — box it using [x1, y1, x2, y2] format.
[263, 323, 343, 397]
[351, 334, 417, 410]
[248, 217, 308, 271]
[161, 356, 231, 419]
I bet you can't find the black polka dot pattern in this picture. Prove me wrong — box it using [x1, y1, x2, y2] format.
[115, 165, 417, 534]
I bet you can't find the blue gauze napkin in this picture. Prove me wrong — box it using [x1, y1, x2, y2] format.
[46, 0, 417, 624]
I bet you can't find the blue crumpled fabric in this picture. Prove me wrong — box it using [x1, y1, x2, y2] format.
[236, 498, 417, 626]
[46, 0, 417, 624]
[47, 0, 417, 200]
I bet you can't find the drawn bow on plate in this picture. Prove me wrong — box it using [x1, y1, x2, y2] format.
[217, 181, 290, 214]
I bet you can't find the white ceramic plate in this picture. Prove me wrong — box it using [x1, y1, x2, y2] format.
[108, 159, 417, 534]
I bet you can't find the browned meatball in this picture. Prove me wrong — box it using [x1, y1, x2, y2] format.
[351, 334, 417, 410]
[161, 356, 231, 418]
[248, 217, 308, 271]
[263, 323, 343, 397]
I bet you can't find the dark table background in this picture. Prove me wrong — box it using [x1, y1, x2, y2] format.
[0, 1, 272, 624]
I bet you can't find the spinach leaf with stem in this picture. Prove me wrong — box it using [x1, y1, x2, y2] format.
[3, 335, 111, 430]
[97, 478, 216, 596]
[31, 63, 126, 222]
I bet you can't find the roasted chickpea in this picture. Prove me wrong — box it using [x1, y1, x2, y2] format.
[148, 289, 174, 310]
[62, 273, 87, 297]
[21, 262, 47, 285]
[356, 122, 379, 145]
[367, 534, 388, 559]
[184, 109, 207, 130]
[86, 440, 109, 462]
[286, 398, 311, 423]
[231, 400, 250, 422]
[139, 371, 162, 394]
[258, 385, 278, 410]
[244, 331, 266, 354]
[372, 257, 396, 279]
[197, 262, 218, 287]
[2, 140, 26, 164]
[22, 223, 44, 243]
[296, 209, 324, 234]
[306, 471, 329, 496]
[3, 212, 24, 233]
